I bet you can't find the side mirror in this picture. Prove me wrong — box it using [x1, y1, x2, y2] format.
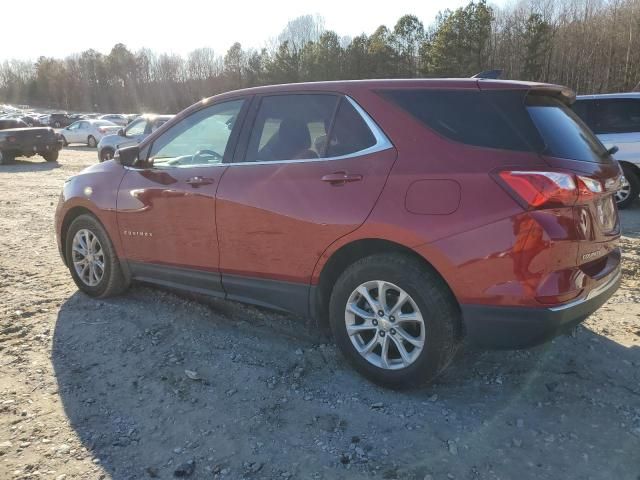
[115, 145, 140, 167]
[607, 145, 619, 156]
[117, 128, 125, 137]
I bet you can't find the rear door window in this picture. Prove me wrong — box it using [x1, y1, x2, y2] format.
[326, 98, 376, 157]
[245, 94, 339, 162]
[591, 98, 640, 134]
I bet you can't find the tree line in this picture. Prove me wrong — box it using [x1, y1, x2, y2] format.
[1, 0, 639, 114]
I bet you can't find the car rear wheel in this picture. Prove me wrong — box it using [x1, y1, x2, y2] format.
[87, 136, 97, 148]
[615, 164, 639, 209]
[60, 135, 68, 147]
[100, 148, 114, 162]
[42, 150, 59, 162]
[329, 253, 460, 388]
[65, 214, 130, 298]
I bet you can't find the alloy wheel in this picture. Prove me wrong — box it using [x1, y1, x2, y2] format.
[71, 229, 105, 287]
[615, 175, 631, 204]
[345, 280, 425, 370]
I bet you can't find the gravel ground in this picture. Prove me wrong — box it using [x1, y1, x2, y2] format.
[1, 149, 639, 480]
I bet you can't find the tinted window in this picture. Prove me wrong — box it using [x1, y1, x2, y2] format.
[325, 98, 376, 157]
[381, 89, 537, 152]
[526, 95, 609, 163]
[150, 99, 244, 167]
[245, 94, 339, 162]
[591, 98, 640, 134]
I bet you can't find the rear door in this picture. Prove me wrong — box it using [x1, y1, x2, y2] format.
[215, 93, 396, 313]
[116, 98, 247, 292]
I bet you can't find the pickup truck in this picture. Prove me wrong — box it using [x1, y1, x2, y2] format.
[0, 119, 61, 165]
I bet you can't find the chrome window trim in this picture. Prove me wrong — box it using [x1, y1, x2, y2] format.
[124, 95, 393, 170]
[229, 95, 393, 166]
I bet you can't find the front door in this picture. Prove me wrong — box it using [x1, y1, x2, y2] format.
[216, 93, 396, 313]
[116, 98, 247, 292]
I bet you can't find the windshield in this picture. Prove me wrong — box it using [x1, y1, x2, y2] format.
[526, 95, 610, 163]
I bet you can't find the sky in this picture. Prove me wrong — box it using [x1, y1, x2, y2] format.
[2, 0, 506, 61]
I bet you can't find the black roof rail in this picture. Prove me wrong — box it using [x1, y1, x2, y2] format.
[471, 69, 503, 79]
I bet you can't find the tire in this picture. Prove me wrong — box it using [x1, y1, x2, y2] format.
[42, 149, 59, 162]
[100, 148, 114, 162]
[615, 164, 640, 209]
[0, 150, 15, 165]
[329, 253, 461, 389]
[61, 135, 68, 147]
[87, 136, 97, 148]
[65, 214, 130, 298]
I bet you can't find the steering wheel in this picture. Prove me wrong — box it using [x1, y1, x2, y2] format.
[192, 149, 222, 164]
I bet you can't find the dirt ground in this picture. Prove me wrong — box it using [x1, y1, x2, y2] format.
[0, 149, 639, 480]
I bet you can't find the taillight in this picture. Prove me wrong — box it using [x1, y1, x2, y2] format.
[6, 136, 17, 143]
[497, 170, 604, 209]
[98, 128, 106, 134]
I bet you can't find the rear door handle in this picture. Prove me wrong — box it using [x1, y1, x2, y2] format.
[321, 172, 363, 185]
[186, 176, 215, 187]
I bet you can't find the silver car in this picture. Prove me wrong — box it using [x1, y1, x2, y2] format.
[574, 93, 640, 208]
[97, 114, 173, 162]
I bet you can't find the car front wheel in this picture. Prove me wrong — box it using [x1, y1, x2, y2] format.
[329, 253, 461, 388]
[65, 214, 129, 298]
[87, 136, 97, 148]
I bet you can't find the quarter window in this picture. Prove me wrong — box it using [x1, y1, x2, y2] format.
[245, 94, 339, 162]
[149, 99, 244, 167]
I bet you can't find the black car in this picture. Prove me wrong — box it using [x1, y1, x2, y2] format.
[49, 113, 74, 128]
[0, 119, 61, 164]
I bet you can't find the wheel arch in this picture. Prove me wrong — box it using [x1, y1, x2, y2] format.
[311, 238, 459, 330]
[619, 160, 640, 177]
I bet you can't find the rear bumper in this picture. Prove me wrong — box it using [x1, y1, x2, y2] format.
[461, 266, 621, 349]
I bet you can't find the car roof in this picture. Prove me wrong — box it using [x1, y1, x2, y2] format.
[205, 78, 566, 101]
[576, 92, 640, 100]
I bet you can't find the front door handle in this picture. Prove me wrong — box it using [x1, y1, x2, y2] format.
[186, 176, 215, 188]
[321, 172, 363, 185]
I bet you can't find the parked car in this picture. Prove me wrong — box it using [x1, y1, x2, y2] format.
[59, 120, 120, 148]
[573, 93, 640, 208]
[55, 79, 622, 387]
[0, 119, 61, 164]
[98, 114, 128, 127]
[49, 113, 74, 128]
[97, 114, 173, 162]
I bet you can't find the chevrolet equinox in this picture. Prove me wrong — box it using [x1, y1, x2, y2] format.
[55, 79, 622, 387]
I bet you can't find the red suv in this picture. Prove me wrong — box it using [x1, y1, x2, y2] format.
[55, 79, 622, 387]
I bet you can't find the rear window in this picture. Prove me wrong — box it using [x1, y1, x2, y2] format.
[382, 88, 610, 163]
[526, 95, 609, 163]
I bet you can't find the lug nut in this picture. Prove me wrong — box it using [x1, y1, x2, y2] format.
[390, 328, 396, 335]
[379, 331, 386, 337]
[389, 316, 395, 322]
[372, 319, 378, 326]
[378, 310, 384, 317]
